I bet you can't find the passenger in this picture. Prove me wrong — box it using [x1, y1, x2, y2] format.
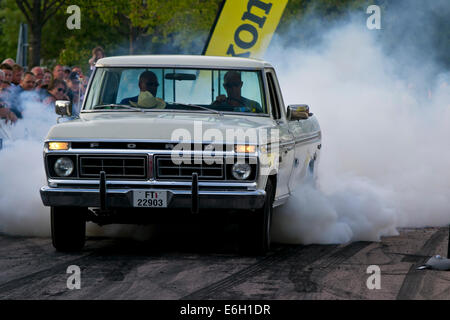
[120, 71, 165, 109]
[212, 71, 263, 113]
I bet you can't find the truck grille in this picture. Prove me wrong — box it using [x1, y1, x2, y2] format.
[155, 156, 224, 180]
[79, 156, 147, 179]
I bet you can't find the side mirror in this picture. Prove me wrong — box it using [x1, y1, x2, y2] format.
[287, 104, 311, 121]
[55, 100, 72, 117]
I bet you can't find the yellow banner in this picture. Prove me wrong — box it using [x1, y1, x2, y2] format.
[204, 0, 288, 59]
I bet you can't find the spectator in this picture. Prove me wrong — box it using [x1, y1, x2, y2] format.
[0, 70, 5, 94]
[0, 64, 13, 107]
[11, 64, 24, 86]
[67, 72, 84, 116]
[42, 70, 53, 88]
[0, 63, 13, 85]
[0, 70, 8, 91]
[32, 66, 45, 89]
[2, 58, 15, 66]
[31, 66, 44, 81]
[43, 79, 69, 107]
[63, 66, 71, 81]
[19, 72, 36, 92]
[53, 65, 65, 81]
[0, 105, 17, 124]
[72, 66, 88, 88]
[89, 46, 105, 72]
[0, 80, 9, 91]
[8, 72, 36, 119]
[0, 70, 17, 124]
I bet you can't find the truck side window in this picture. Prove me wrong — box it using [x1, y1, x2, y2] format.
[266, 72, 281, 120]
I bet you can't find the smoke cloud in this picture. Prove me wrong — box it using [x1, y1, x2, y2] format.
[268, 3, 450, 244]
[0, 93, 57, 236]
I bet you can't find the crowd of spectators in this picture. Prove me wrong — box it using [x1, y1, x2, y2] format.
[0, 46, 105, 125]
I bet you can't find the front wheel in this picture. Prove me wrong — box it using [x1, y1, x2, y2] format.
[51, 206, 86, 252]
[239, 179, 274, 255]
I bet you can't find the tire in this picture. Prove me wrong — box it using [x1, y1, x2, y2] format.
[239, 179, 274, 255]
[51, 206, 86, 252]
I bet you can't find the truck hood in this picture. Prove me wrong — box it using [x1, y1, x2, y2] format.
[46, 111, 278, 144]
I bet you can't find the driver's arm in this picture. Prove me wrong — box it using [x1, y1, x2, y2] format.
[212, 95, 227, 105]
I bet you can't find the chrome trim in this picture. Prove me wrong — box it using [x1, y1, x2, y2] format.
[155, 155, 224, 180]
[44, 150, 258, 159]
[294, 131, 321, 145]
[45, 149, 245, 156]
[47, 179, 258, 188]
[45, 153, 150, 181]
[40, 186, 266, 209]
[45, 138, 259, 144]
[79, 156, 146, 178]
[279, 141, 295, 148]
[45, 153, 258, 181]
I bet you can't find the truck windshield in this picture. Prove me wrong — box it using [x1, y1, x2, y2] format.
[83, 67, 267, 115]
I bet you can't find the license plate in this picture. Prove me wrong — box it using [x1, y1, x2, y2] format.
[133, 190, 168, 208]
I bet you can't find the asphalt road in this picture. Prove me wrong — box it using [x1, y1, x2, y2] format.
[0, 225, 448, 300]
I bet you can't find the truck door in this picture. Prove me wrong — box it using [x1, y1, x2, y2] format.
[265, 69, 295, 201]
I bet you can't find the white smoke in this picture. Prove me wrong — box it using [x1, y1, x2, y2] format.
[269, 16, 450, 244]
[0, 92, 57, 236]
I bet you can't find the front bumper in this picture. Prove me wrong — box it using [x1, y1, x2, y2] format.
[40, 186, 266, 210]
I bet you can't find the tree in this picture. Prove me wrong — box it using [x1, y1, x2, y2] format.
[88, 0, 221, 54]
[15, 0, 67, 67]
[0, 0, 23, 60]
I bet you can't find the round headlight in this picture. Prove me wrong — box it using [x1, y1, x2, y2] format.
[232, 163, 251, 180]
[54, 157, 74, 177]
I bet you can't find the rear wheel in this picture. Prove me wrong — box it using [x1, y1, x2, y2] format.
[239, 179, 274, 255]
[51, 206, 86, 252]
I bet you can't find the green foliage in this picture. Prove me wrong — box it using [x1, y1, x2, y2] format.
[86, 0, 222, 54]
[49, 3, 123, 72]
[0, 0, 23, 60]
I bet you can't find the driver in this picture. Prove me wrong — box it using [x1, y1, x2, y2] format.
[212, 71, 262, 113]
[120, 71, 165, 109]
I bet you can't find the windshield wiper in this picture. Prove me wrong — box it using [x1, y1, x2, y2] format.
[92, 104, 144, 112]
[173, 103, 223, 116]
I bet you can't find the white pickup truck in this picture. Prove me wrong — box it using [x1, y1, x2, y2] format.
[40, 55, 322, 254]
